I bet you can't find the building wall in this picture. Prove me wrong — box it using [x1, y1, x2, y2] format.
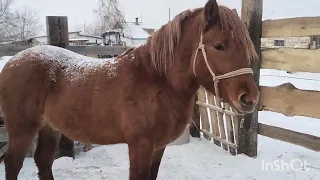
[122, 37, 147, 47]
[261, 36, 311, 49]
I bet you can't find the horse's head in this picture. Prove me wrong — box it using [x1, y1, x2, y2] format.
[189, 0, 259, 114]
[148, 0, 259, 114]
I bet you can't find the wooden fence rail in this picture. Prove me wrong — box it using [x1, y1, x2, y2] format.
[257, 15, 320, 153]
[258, 123, 320, 152]
[261, 48, 320, 73]
[262, 16, 320, 38]
[196, 86, 240, 155]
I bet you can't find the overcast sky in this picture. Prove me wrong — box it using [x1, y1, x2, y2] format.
[11, 0, 320, 35]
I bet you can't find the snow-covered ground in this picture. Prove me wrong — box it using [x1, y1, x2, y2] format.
[0, 56, 319, 180]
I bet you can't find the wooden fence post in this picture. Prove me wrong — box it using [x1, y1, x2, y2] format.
[238, 0, 263, 157]
[46, 16, 75, 159]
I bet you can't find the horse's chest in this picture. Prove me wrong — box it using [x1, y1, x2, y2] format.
[154, 101, 193, 148]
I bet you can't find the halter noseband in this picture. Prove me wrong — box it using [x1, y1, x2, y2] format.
[192, 33, 253, 106]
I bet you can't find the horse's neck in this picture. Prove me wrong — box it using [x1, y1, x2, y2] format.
[163, 26, 202, 97]
[134, 44, 199, 99]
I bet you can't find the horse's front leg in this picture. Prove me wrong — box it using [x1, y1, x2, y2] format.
[149, 147, 166, 180]
[128, 138, 153, 180]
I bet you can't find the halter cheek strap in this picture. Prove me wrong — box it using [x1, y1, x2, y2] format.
[192, 33, 253, 107]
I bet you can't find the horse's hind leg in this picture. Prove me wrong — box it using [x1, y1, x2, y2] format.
[4, 118, 42, 180]
[34, 125, 61, 180]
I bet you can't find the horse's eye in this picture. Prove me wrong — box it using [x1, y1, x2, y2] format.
[213, 43, 225, 50]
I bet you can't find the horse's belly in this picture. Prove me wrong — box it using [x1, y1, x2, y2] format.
[44, 102, 125, 145]
[45, 115, 125, 145]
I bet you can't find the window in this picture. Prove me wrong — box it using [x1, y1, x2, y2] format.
[274, 40, 285, 47]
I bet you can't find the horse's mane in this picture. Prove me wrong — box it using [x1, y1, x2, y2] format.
[148, 6, 258, 75]
[148, 9, 193, 75]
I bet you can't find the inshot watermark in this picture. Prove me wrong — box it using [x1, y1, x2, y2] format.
[261, 159, 311, 172]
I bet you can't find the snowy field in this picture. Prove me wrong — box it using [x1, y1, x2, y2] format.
[0, 56, 319, 179]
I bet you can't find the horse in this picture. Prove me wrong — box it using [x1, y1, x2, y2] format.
[0, 0, 260, 179]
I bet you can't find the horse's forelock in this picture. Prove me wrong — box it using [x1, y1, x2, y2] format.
[218, 6, 258, 62]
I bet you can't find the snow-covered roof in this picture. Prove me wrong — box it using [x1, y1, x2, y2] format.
[103, 22, 154, 40]
[122, 22, 151, 39]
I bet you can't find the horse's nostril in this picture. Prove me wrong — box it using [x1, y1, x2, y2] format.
[239, 93, 253, 107]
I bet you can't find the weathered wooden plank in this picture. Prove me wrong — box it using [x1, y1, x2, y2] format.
[224, 104, 236, 155]
[206, 93, 221, 146]
[233, 116, 240, 149]
[214, 97, 228, 151]
[0, 45, 129, 56]
[261, 48, 320, 73]
[260, 83, 320, 119]
[197, 87, 211, 140]
[46, 16, 69, 48]
[201, 129, 237, 149]
[262, 16, 320, 38]
[196, 101, 237, 117]
[258, 123, 320, 152]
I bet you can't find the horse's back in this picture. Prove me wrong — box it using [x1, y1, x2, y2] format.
[0, 45, 118, 123]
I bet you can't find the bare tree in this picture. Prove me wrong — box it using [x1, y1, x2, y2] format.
[84, 0, 126, 36]
[7, 6, 42, 43]
[0, 0, 14, 41]
[0, 0, 13, 21]
[1, 6, 42, 43]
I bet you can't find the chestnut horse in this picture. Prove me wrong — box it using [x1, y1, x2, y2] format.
[0, 0, 259, 179]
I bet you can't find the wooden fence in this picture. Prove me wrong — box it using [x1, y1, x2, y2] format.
[258, 16, 320, 152]
[195, 86, 240, 155]
[194, 15, 320, 155]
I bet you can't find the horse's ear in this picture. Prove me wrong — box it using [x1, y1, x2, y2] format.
[232, 9, 239, 16]
[204, 0, 219, 26]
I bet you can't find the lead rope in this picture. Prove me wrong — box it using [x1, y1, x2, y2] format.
[192, 33, 254, 115]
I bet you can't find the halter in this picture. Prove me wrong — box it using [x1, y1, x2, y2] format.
[192, 33, 253, 106]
